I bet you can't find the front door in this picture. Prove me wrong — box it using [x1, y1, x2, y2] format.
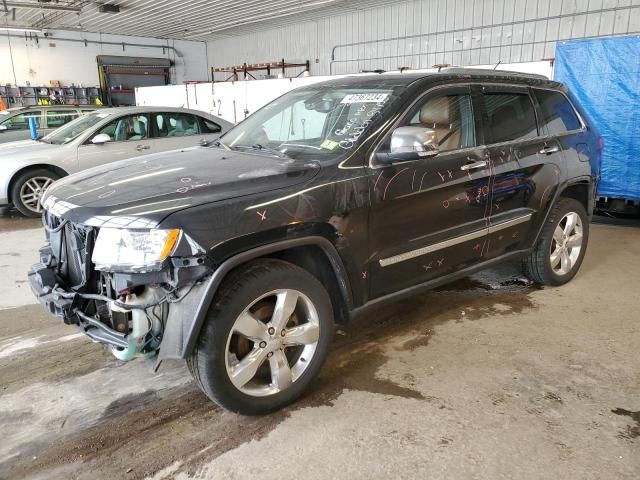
[0, 109, 43, 143]
[368, 86, 492, 299]
[77, 113, 154, 170]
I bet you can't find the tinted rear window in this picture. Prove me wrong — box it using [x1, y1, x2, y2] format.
[534, 89, 582, 134]
[483, 93, 538, 144]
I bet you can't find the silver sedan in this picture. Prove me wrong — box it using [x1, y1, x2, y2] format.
[0, 106, 232, 217]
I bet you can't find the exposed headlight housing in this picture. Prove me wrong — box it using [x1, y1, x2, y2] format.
[92, 228, 182, 272]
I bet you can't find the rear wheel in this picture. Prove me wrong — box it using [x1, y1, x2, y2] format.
[187, 259, 333, 415]
[11, 169, 60, 217]
[523, 198, 589, 286]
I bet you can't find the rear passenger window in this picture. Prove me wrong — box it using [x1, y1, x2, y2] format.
[483, 93, 537, 144]
[534, 90, 582, 134]
[153, 113, 201, 137]
[200, 117, 221, 133]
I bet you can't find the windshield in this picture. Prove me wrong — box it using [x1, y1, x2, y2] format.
[219, 86, 401, 160]
[42, 111, 111, 145]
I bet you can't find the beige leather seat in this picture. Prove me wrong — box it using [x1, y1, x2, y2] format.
[417, 97, 461, 151]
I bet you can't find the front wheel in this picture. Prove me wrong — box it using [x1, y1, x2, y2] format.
[523, 197, 589, 286]
[187, 259, 334, 415]
[11, 169, 60, 217]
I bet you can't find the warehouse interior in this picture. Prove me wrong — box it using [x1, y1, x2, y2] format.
[0, 1, 639, 479]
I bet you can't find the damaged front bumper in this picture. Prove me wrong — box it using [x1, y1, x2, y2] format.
[29, 242, 213, 364]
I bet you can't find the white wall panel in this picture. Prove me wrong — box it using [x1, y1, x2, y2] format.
[0, 30, 208, 86]
[206, 0, 640, 79]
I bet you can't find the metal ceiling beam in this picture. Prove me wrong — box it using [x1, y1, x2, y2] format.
[69, 0, 341, 39]
[4, 0, 397, 41]
[30, 0, 89, 28]
[5, 1, 82, 12]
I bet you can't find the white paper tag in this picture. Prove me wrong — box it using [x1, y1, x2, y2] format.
[341, 93, 389, 104]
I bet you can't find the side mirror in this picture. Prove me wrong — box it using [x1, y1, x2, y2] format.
[91, 133, 112, 144]
[0, 125, 7, 131]
[376, 126, 439, 164]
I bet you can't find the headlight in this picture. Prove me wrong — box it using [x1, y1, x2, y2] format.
[92, 228, 182, 272]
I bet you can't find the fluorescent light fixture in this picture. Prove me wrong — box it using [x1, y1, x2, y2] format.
[0, 26, 42, 33]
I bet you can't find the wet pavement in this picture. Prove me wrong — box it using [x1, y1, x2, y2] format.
[0, 212, 639, 479]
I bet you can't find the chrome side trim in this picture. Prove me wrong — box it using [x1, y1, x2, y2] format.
[487, 213, 533, 234]
[379, 228, 486, 267]
[379, 213, 533, 267]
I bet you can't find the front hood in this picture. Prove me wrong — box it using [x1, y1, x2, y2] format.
[43, 146, 320, 227]
[0, 139, 61, 159]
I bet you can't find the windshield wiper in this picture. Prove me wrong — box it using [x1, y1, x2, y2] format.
[211, 139, 230, 150]
[249, 143, 289, 159]
[35, 135, 50, 143]
[222, 143, 289, 159]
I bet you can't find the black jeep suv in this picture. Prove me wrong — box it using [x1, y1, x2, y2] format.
[29, 69, 601, 414]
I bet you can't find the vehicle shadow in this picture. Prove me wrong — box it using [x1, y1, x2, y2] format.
[0, 207, 42, 233]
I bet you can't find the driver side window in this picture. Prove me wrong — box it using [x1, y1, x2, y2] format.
[405, 94, 476, 152]
[96, 114, 150, 142]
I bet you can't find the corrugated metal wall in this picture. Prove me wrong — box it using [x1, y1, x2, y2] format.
[207, 0, 640, 79]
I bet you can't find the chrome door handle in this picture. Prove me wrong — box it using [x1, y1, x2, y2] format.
[460, 160, 487, 171]
[136, 145, 150, 151]
[539, 145, 560, 155]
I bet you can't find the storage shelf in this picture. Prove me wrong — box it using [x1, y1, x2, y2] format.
[0, 85, 103, 107]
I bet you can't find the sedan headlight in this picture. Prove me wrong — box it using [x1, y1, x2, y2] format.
[92, 228, 182, 272]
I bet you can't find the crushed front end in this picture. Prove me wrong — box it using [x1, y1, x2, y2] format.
[29, 208, 212, 364]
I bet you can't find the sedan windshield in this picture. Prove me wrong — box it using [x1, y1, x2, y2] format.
[219, 86, 401, 160]
[43, 111, 111, 145]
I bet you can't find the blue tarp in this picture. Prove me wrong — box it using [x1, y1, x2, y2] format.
[555, 36, 640, 200]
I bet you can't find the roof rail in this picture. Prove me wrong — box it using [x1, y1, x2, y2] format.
[440, 67, 549, 80]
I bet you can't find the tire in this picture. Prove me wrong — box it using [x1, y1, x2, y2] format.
[523, 197, 589, 286]
[187, 258, 334, 415]
[11, 168, 60, 218]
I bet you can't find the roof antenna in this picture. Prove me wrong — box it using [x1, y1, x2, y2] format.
[493, 60, 502, 70]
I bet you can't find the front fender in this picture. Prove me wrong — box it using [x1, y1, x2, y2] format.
[158, 235, 353, 362]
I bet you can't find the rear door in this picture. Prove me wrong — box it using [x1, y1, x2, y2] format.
[532, 88, 588, 180]
[148, 112, 222, 152]
[368, 85, 492, 298]
[76, 113, 153, 169]
[479, 85, 564, 259]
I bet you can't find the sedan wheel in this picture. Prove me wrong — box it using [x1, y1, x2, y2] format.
[10, 169, 61, 218]
[19, 176, 55, 214]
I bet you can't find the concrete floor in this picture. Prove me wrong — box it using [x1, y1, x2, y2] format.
[0, 210, 638, 480]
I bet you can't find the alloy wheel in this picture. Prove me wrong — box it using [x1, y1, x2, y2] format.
[550, 211, 583, 275]
[19, 176, 54, 214]
[224, 289, 320, 397]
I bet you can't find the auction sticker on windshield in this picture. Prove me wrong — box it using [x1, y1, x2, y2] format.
[341, 93, 389, 104]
